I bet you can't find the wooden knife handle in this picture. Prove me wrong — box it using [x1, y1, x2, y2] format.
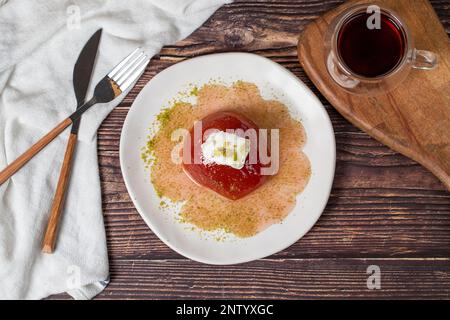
[0, 118, 72, 186]
[42, 132, 77, 254]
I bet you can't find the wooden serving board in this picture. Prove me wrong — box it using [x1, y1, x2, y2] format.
[298, 0, 450, 191]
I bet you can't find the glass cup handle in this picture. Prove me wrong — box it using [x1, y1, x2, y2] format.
[411, 49, 438, 70]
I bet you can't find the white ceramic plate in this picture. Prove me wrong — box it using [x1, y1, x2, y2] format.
[120, 52, 335, 265]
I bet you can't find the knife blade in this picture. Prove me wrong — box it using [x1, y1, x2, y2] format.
[42, 29, 102, 254]
[71, 28, 102, 132]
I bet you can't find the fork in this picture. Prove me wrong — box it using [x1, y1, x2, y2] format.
[0, 48, 149, 187]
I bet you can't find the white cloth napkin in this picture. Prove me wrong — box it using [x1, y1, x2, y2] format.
[0, 0, 231, 300]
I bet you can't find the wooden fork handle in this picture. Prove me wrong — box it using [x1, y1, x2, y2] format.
[42, 132, 77, 254]
[0, 118, 72, 186]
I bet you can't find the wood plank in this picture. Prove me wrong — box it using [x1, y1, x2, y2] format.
[81, 0, 450, 299]
[49, 258, 450, 299]
[93, 0, 450, 260]
[96, 102, 450, 259]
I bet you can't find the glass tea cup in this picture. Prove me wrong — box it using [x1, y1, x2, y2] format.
[324, 4, 438, 94]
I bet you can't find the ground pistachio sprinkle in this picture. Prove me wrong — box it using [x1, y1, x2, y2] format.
[141, 81, 311, 237]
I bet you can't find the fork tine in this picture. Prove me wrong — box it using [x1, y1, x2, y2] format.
[114, 52, 146, 86]
[108, 48, 141, 79]
[117, 56, 149, 91]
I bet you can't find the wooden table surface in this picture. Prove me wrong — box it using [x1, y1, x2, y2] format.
[54, 0, 450, 299]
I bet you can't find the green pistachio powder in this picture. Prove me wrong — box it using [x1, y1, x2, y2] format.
[139, 80, 290, 241]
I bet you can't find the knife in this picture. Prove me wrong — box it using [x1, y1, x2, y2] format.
[42, 29, 102, 254]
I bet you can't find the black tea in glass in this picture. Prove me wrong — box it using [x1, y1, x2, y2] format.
[337, 12, 406, 78]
